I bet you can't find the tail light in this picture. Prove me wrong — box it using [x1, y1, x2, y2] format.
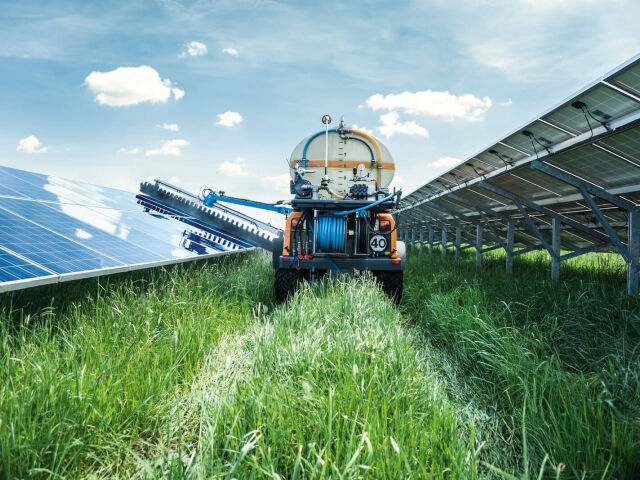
[379, 219, 391, 231]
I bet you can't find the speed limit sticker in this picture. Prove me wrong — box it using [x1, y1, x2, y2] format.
[369, 234, 388, 252]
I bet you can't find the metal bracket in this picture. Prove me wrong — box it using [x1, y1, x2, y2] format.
[478, 180, 611, 244]
[578, 186, 638, 270]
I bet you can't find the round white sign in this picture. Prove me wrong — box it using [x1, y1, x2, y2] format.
[369, 234, 388, 252]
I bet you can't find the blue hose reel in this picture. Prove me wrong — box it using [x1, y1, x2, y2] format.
[316, 215, 345, 252]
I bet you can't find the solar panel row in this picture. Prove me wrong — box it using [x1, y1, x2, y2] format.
[397, 54, 640, 294]
[0, 166, 264, 292]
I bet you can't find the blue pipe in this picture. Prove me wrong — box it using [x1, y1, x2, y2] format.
[326, 255, 341, 272]
[329, 193, 395, 216]
[344, 136, 375, 176]
[301, 130, 376, 175]
[302, 129, 337, 168]
[203, 191, 292, 215]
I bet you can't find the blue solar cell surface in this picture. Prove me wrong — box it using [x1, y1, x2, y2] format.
[0, 248, 52, 283]
[0, 166, 246, 290]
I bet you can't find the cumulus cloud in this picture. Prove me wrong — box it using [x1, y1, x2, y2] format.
[216, 111, 243, 127]
[366, 90, 492, 121]
[17, 135, 47, 153]
[181, 41, 208, 57]
[118, 147, 139, 154]
[156, 123, 179, 132]
[222, 47, 239, 57]
[376, 112, 429, 139]
[145, 139, 190, 157]
[263, 174, 291, 194]
[426, 157, 461, 169]
[351, 124, 374, 135]
[85, 66, 184, 107]
[218, 157, 250, 177]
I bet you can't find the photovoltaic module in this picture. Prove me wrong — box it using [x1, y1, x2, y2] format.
[0, 166, 280, 292]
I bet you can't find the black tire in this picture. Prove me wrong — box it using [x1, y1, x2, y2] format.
[374, 271, 403, 304]
[272, 236, 284, 270]
[274, 268, 304, 303]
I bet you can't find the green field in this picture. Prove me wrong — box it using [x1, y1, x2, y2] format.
[1, 249, 638, 479]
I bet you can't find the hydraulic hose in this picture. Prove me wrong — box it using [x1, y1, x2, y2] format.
[329, 193, 395, 216]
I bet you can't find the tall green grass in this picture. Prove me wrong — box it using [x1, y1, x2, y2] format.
[402, 247, 640, 479]
[0, 252, 273, 479]
[140, 277, 477, 479]
[1, 247, 638, 479]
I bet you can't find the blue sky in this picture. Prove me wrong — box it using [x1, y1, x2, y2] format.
[1, 0, 639, 225]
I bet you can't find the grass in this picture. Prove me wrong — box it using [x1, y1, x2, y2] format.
[0, 252, 273, 479]
[141, 277, 476, 478]
[0, 247, 638, 478]
[402, 246, 640, 479]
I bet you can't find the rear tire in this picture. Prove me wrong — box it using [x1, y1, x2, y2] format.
[374, 271, 403, 304]
[274, 268, 304, 303]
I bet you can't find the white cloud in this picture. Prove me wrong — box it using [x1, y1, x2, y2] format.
[85, 66, 184, 107]
[218, 157, 250, 177]
[156, 123, 179, 132]
[366, 90, 492, 121]
[426, 157, 461, 169]
[181, 41, 208, 57]
[376, 111, 429, 139]
[263, 174, 291, 194]
[222, 47, 239, 57]
[501, 99, 513, 106]
[216, 111, 243, 127]
[145, 139, 190, 157]
[118, 147, 139, 154]
[17, 135, 47, 153]
[351, 124, 374, 135]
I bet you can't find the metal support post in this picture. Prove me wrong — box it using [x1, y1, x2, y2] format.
[551, 217, 561, 283]
[455, 227, 461, 261]
[418, 230, 423, 254]
[506, 220, 514, 274]
[411, 229, 415, 252]
[428, 226, 434, 254]
[629, 211, 640, 295]
[476, 225, 483, 268]
[441, 228, 447, 259]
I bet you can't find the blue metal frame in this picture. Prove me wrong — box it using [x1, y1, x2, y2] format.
[202, 191, 293, 215]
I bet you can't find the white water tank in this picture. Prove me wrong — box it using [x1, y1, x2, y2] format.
[288, 127, 395, 199]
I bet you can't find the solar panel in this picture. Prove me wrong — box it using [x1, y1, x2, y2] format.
[397, 53, 640, 294]
[0, 166, 278, 292]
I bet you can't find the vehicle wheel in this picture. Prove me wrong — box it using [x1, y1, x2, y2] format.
[374, 271, 403, 304]
[274, 268, 304, 303]
[272, 236, 284, 269]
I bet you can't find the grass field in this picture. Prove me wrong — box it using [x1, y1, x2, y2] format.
[0, 248, 638, 479]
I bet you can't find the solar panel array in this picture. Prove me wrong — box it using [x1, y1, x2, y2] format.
[397, 54, 640, 294]
[0, 166, 275, 292]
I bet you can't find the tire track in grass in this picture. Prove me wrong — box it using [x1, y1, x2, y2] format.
[141, 276, 484, 479]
